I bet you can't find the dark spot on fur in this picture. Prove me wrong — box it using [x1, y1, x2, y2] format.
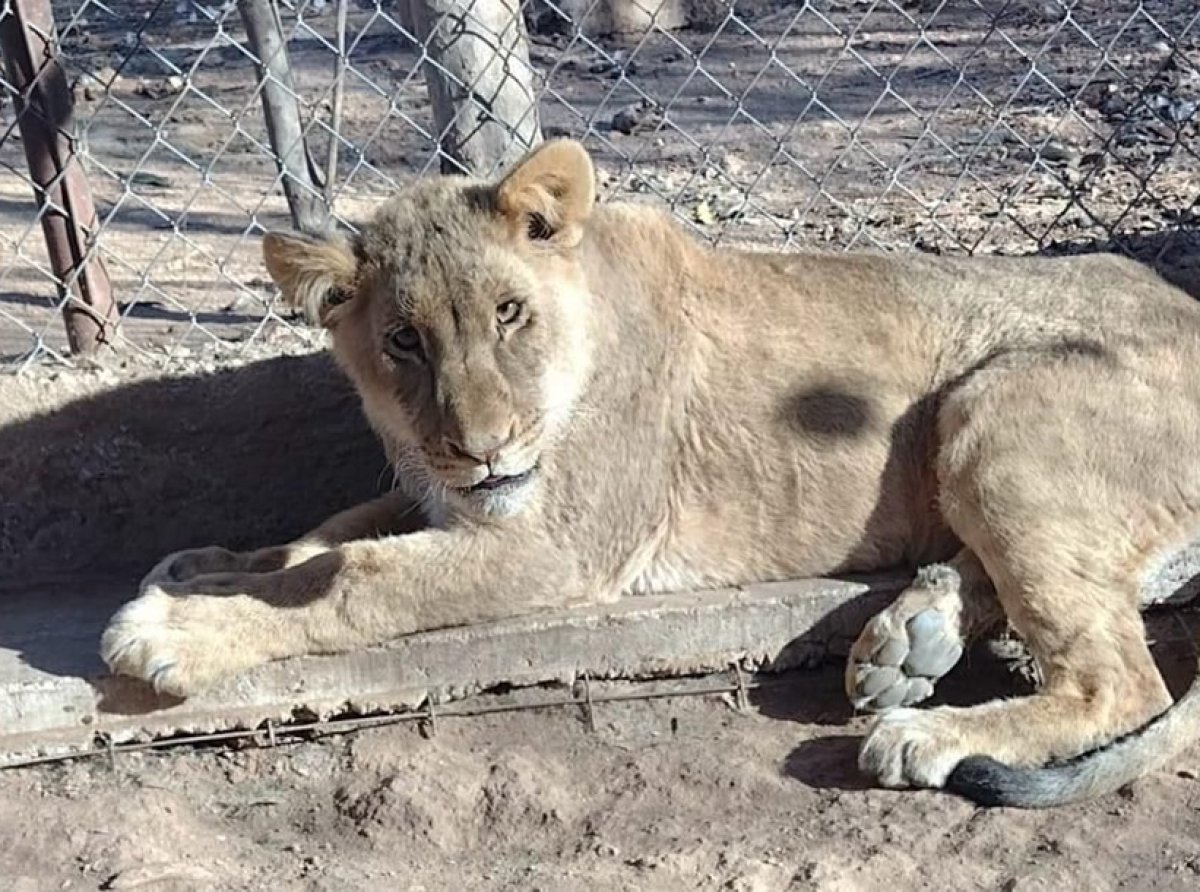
[1042, 338, 1110, 361]
[778, 385, 874, 438]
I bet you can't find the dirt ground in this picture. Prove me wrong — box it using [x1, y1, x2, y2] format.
[5, 640, 1200, 892]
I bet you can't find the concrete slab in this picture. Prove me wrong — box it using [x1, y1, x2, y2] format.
[0, 573, 908, 766]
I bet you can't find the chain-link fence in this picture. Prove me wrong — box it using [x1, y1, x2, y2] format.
[1, 0, 1198, 372]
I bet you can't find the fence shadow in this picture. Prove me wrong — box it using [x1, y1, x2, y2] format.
[0, 350, 399, 698]
[0, 351, 389, 587]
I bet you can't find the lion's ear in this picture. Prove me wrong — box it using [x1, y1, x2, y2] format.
[495, 139, 596, 248]
[262, 230, 358, 327]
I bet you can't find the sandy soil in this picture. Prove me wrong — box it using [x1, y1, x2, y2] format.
[4, 641, 1200, 892]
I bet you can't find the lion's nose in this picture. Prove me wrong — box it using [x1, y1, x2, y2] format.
[443, 425, 514, 466]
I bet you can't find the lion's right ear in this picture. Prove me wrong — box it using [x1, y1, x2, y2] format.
[262, 230, 358, 327]
[495, 139, 596, 248]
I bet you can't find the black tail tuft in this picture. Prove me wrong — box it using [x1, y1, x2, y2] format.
[946, 755, 1094, 809]
[946, 757, 1043, 808]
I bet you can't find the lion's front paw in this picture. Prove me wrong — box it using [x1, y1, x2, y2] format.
[100, 586, 260, 697]
[858, 707, 969, 789]
[140, 546, 247, 592]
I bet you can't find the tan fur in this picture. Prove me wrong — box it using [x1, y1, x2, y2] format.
[101, 139, 1200, 807]
[260, 230, 358, 326]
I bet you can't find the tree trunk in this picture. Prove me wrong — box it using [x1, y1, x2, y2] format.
[529, 0, 688, 38]
[406, 0, 542, 176]
[238, 0, 328, 233]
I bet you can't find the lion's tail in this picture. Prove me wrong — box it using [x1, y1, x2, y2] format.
[944, 665, 1200, 808]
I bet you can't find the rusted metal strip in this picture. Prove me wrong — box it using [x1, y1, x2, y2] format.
[0, 0, 117, 355]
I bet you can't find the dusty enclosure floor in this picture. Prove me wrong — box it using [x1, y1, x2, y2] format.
[4, 622, 1200, 892]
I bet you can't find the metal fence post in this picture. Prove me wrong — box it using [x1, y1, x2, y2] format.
[0, 0, 117, 356]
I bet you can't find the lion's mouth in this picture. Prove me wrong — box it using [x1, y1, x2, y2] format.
[461, 467, 537, 493]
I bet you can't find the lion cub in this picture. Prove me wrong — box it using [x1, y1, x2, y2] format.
[103, 139, 1200, 808]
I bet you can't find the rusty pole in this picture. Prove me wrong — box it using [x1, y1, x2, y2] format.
[0, 0, 117, 355]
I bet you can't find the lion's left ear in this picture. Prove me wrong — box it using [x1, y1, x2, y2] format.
[495, 139, 596, 248]
[262, 230, 358, 327]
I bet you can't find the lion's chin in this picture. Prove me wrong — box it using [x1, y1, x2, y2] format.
[458, 467, 537, 494]
[447, 465, 540, 518]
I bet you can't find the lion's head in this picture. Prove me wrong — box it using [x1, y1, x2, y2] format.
[262, 140, 599, 518]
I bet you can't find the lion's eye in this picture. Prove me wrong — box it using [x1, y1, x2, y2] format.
[385, 326, 422, 359]
[496, 299, 524, 326]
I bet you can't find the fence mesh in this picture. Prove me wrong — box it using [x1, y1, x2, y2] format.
[1, 0, 1198, 371]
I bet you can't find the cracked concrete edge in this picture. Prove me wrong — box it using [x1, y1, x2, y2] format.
[0, 574, 905, 767]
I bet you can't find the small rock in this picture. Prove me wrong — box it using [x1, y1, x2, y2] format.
[1034, 1, 1065, 21]
[127, 171, 173, 188]
[1038, 138, 1077, 164]
[719, 151, 748, 178]
[1100, 94, 1129, 116]
[134, 75, 184, 100]
[611, 100, 663, 135]
[1164, 98, 1197, 124]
